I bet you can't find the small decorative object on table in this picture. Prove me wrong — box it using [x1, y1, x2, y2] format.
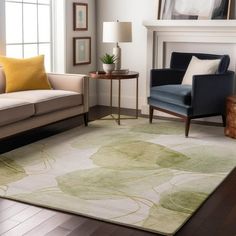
[100, 53, 116, 74]
[225, 95, 236, 138]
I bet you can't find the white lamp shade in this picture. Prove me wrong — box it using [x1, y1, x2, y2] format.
[103, 22, 132, 43]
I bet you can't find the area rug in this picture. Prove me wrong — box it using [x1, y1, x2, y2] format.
[1, 118, 236, 235]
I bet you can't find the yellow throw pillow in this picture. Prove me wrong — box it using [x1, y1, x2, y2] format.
[0, 55, 51, 93]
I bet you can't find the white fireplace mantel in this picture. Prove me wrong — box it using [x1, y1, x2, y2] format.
[144, 20, 236, 69]
[143, 20, 236, 32]
[142, 20, 236, 114]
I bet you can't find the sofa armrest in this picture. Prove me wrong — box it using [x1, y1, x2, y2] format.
[47, 73, 89, 113]
[151, 69, 185, 87]
[192, 71, 235, 116]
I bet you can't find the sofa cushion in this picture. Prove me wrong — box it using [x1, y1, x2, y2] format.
[0, 98, 35, 126]
[150, 85, 192, 107]
[0, 55, 51, 93]
[1, 90, 83, 115]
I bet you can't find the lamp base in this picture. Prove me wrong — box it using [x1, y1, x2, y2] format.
[113, 44, 121, 70]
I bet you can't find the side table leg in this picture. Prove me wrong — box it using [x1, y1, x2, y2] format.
[118, 78, 121, 125]
[136, 77, 139, 118]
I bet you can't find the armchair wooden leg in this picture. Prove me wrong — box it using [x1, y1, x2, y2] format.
[185, 117, 191, 138]
[149, 106, 154, 123]
[83, 112, 88, 126]
[222, 114, 226, 127]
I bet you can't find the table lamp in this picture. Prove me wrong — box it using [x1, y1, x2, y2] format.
[103, 21, 132, 71]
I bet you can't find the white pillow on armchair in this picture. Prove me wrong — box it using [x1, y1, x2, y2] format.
[182, 56, 220, 85]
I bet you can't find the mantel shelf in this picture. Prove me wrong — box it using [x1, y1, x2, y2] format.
[143, 20, 236, 32]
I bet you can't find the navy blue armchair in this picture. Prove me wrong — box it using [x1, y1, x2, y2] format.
[148, 52, 235, 137]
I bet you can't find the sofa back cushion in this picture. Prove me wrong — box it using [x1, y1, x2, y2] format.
[0, 67, 6, 94]
[170, 52, 230, 74]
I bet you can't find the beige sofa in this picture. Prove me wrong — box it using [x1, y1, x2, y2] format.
[0, 68, 89, 139]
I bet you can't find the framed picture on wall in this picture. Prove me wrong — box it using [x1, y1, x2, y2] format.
[73, 37, 91, 65]
[212, 0, 231, 19]
[73, 3, 88, 31]
[159, 0, 231, 20]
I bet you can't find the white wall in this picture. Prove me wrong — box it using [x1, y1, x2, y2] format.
[52, 0, 66, 73]
[96, 0, 158, 109]
[65, 0, 97, 107]
[0, 0, 5, 55]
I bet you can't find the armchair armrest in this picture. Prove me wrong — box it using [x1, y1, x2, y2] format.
[192, 71, 235, 116]
[151, 69, 185, 87]
[47, 73, 89, 113]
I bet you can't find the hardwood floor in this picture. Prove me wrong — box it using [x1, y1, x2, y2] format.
[0, 199, 156, 236]
[0, 106, 236, 236]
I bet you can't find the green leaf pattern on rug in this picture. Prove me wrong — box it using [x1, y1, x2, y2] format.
[56, 140, 194, 233]
[160, 191, 207, 214]
[131, 122, 184, 135]
[57, 168, 172, 200]
[56, 139, 229, 234]
[0, 156, 27, 186]
[57, 140, 189, 199]
[142, 174, 224, 233]
[91, 140, 190, 169]
[173, 146, 236, 173]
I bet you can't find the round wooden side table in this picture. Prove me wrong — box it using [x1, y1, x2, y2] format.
[225, 96, 236, 138]
[89, 71, 139, 125]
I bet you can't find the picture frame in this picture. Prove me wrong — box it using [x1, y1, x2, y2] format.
[73, 3, 88, 31]
[157, 0, 163, 19]
[73, 37, 91, 65]
[212, 0, 231, 19]
[159, 0, 231, 20]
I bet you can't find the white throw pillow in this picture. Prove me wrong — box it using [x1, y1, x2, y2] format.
[182, 56, 221, 85]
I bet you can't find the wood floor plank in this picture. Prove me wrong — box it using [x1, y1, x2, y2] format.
[24, 212, 72, 236]
[67, 219, 101, 236]
[0, 203, 28, 223]
[130, 229, 157, 236]
[2, 209, 56, 236]
[0, 199, 16, 212]
[45, 227, 71, 236]
[90, 222, 117, 236]
[217, 204, 236, 236]
[0, 219, 20, 235]
[59, 216, 87, 231]
[110, 227, 134, 236]
[10, 206, 42, 223]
